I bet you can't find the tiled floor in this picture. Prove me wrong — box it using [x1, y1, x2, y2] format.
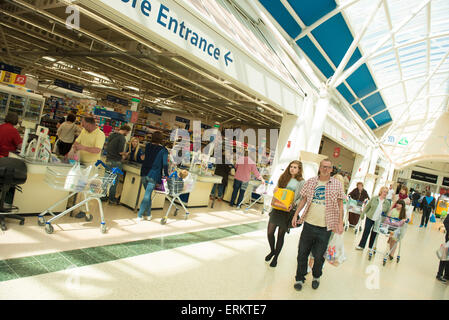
[0, 201, 448, 300]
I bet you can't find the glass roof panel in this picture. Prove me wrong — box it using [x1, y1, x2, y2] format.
[431, 0, 449, 34]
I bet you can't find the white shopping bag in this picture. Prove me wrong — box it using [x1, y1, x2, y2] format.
[182, 173, 195, 193]
[324, 233, 346, 267]
[436, 240, 449, 261]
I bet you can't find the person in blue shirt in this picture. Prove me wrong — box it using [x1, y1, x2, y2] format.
[420, 191, 436, 228]
[124, 137, 144, 163]
[138, 131, 168, 221]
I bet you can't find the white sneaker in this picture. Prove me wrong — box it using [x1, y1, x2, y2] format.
[146, 215, 152, 221]
[355, 246, 364, 250]
[136, 216, 144, 222]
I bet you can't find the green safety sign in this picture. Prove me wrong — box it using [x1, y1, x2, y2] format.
[398, 137, 409, 146]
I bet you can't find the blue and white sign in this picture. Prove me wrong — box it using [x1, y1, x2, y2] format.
[79, 0, 305, 116]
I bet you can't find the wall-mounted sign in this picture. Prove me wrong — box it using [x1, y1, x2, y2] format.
[442, 177, 449, 187]
[384, 135, 409, 147]
[411, 170, 438, 184]
[54, 79, 83, 93]
[333, 147, 340, 158]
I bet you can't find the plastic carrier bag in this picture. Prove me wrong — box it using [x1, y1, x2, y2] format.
[63, 163, 93, 192]
[436, 241, 449, 261]
[430, 213, 437, 223]
[324, 233, 346, 267]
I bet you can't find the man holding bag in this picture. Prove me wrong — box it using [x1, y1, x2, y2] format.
[291, 158, 345, 291]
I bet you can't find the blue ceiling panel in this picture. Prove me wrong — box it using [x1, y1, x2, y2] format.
[346, 64, 378, 98]
[362, 92, 386, 115]
[287, 0, 336, 26]
[373, 111, 392, 127]
[336, 83, 356, 104]
[366, 119, 377, 130]
[259, 0, 302, 38]
[296, 36, 334, 78]
[352, 103, 368, 120]
[258, 0, 393, 130]
[311, 13, 362, 70]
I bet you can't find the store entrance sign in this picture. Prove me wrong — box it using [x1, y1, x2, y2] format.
[116, 0, 233, 66]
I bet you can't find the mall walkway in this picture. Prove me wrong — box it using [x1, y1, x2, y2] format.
[0, 202, 447, 300]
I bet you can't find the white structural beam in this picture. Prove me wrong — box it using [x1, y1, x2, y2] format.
[294, 0, 361, 41]
[332, 0, 432, 88]
[278, 0, 380, 142]
[350, 70, 448, 106]
[281, 0, 380, 129]
[371, 31, 449, 60]
[364, 94, 449, 122]
[381, 50, 449, 141]
[382, 0, 409, 110]
[425, 2, 431, 119]
[329, 0, 383, 88]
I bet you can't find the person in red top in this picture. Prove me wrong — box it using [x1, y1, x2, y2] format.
[0, 112, 22, 158]
[391, 185, 410, 209]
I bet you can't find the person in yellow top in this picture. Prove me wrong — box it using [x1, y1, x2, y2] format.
[72, 116, 105, 166]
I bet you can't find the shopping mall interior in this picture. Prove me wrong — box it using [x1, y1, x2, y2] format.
[0, 0, 448, 300]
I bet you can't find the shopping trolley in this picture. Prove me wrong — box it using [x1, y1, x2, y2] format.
[160, 172, 197, 225]
[344, 197, 368, 234]
[368, 213, 407, 266]
[238, 180, 273, 214]
[37, 160, 123, 234]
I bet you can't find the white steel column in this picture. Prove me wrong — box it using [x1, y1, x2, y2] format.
[270, 113, 302, 186]
[349, 147, 372, 194]
[364, 148, 380, 197]
[373, 165, 389, 196]
[301, 85, 330, 180]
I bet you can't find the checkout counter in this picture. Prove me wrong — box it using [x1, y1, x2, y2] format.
[120, 161, 223, 212]
[8, 153, 74, 214]
[222, 175, 263, 206]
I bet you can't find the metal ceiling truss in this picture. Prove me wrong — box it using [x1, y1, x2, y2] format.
[1, 0, 281, 127]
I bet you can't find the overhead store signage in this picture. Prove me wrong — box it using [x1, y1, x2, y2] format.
[116, 0, 233, 66]
[443, 177, 449, 187]
[54, 79, 83, 93]
[0, 71, 27, 86]
[384, 135, 409, 147]
[79, 0, 304, 116]
[0, 62, 22, 74]
[145, 106, 163, 116]
[411, 170, 438, 184]
[106, 94, 129, 106]
[176, 116, 190, 124]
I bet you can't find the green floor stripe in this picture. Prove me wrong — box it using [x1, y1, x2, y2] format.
[0, 220, 267, 283]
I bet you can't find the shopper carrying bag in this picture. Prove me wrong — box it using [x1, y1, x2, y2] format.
[265, 160, 305, 268]
[420, 191, 436, 228]
[436, 214, 449, 282]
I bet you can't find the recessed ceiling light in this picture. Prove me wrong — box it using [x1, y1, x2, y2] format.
[42, 56, 56, 62]
[83, 71, 110, 81]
